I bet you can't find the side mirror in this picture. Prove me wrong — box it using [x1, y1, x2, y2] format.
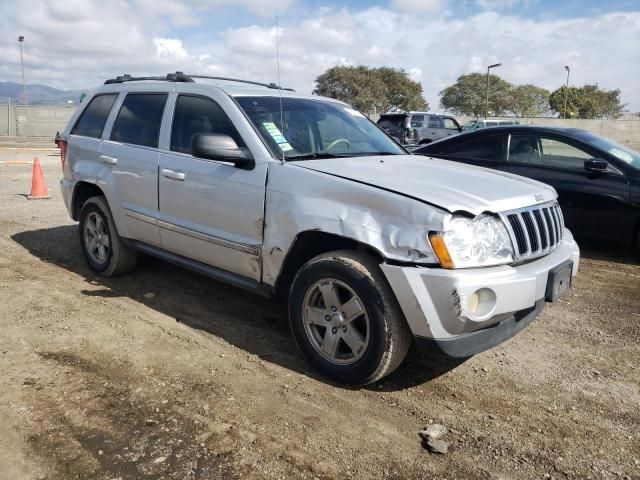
[584, 158, 608, 173]
[192, 133, 254, 170]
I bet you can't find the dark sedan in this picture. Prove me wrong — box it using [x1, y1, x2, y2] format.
[414, 126, 640, 247]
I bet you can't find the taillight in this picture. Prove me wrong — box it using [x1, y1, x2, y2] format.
[54, 132, 67, 170]
[59, 140, 67, 170]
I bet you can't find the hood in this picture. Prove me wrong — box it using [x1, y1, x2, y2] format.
[293, 155, 556, 216]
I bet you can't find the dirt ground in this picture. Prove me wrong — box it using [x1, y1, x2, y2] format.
[1, 145, 639, 480]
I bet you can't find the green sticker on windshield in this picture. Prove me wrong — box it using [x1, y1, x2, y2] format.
[262, 122, 293, 151]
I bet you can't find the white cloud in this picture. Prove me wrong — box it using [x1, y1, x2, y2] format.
[475, 0, 527, 10]
[196, 0, 296, 16]
[0, 1, 638, 111]
[154, 38, 189, 59]
[390, 0, 446, 13]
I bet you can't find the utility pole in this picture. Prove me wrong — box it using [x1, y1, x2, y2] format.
[485, 63, 502, 119]
[563, 65, 570, 119]
[18, 36, 28, 106]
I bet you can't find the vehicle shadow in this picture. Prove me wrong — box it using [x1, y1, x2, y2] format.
[11, 225, 465, 391]
[576, 236, 639, 266]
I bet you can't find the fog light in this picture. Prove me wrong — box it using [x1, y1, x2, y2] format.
[467, 288, 496, 319]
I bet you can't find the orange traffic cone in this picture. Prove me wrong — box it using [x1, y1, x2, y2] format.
[27, 157, 50, 200]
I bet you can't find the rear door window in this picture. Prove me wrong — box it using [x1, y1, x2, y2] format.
[441, 134, 503, 161]
[71, 94, 117, 138]
[111, 93, 168, 148]
[170, 95, 245, 155]
[428, 117, 443, 129]
[508, 135, 541, 164]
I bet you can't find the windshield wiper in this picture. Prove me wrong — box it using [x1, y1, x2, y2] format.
[285, 152, 345, 160]
[286, 151, 401, 160]
[348, 151, 402, 156]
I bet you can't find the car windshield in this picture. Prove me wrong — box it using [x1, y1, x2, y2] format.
[576, 132, 640, 169]
[377, 115, 407, 129]
[463, 121, 478, 130]
[235, 96, 405, 160]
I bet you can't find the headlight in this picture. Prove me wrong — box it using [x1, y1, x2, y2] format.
[429, 214, 513, 268]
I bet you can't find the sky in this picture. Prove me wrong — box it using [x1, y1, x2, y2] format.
[0, 0, 639, 111]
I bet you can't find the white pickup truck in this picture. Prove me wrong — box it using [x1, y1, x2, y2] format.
[59, 73, 580, 385]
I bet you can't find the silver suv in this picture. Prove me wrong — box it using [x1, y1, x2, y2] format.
[59, 73, 580, 385]
[377, 111, 462, 146]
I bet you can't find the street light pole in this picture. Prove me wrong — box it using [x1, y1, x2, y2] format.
[563, 65, 570, 119]
[485, 63, 502, 119]
[18, 36, 28, 106]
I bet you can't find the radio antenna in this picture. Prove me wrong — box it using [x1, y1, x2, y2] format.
[275, 15, 285, 164]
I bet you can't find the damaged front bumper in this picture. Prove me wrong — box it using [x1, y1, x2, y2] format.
[380, 231, 580, 358]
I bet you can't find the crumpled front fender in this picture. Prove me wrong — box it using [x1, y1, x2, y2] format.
[262, 162, 447, 286]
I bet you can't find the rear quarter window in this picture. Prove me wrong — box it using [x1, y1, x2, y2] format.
[377, 115, 407, 128]
[71, 94, 118, 138]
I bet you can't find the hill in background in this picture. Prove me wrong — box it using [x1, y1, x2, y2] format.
[0, 81, 86, 106]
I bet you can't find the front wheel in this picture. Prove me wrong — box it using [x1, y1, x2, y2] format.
[289, 250, 412, 385]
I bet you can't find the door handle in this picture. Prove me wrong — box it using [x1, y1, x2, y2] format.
[161, 168, 186, 181]
[99, 155, 118, 165]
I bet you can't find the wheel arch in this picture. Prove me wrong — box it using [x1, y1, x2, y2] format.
[71, 181, 106, 220]
[273, 230, 386, 297]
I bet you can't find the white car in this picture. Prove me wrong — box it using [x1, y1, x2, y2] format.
[58, 73, 580, 385]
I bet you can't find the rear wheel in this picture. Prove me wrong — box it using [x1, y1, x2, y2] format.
[79, 196, 137, 276]
[289, 250, 412, 385]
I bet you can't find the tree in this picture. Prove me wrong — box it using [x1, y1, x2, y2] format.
[508, 84, 550, 117]
[549, 84, 625, 119]
[313, 66, 427, 113]
[439, 73, 513, 117]
[374, 67, 428, 112]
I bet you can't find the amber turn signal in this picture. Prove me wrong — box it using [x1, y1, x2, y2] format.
[429, 234, 454, 269]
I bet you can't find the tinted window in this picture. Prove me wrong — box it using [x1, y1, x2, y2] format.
[442, 135, 502, 161]
[171, 95, 245, 154]
[443, 118, 459, 130]
[410, 114, 425, 128]
[111, 93, 167, 148]
[508, 135, 540, 164]
[428, 117, 443, 128]
[71, 94, 117, 138]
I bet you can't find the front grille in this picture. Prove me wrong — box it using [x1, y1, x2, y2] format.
[502, 202, 565, 260]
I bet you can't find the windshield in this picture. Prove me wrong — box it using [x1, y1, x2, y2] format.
[235, 96, 404, 160]
[463, 121, 478, 130]
[377, 115, 407, 129]
[576, 131, 640, 169]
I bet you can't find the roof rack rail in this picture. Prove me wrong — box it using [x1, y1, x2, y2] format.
[104, 72, 294, 91]
[104, 72, 194, 84]
[184, 74, 294, 91]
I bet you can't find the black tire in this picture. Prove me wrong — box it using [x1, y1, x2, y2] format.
[289, 250, 412, 385]
[78, 196, 137, 276]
